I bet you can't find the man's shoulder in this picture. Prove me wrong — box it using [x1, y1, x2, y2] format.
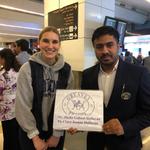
[83, 63, 99, 74]
[123, 60, 147, 74]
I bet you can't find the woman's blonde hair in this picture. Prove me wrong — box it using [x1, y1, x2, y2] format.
[39, 26, 61, 42]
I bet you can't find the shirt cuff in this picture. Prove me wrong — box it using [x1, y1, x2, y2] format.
[27, 130, 39, 139]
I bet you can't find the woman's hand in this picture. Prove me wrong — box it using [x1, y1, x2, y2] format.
[46, 136, 60, 148]
[32, 135, 48, 150]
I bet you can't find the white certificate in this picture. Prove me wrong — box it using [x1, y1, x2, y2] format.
[53, 90, 103, 132]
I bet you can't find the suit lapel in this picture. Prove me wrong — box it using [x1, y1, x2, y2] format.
[107, 59, 126, 108]
[91, 64, 100, 89]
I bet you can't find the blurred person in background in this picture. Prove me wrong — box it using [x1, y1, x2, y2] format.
[15, 26, 74, 150]
[136, 54, 143, 65]
[10, 42, 17, 54]
[124, 51, 133, 63]
[0, 48, 21, 150]
[14, 39, 32, 65]
[143, 51, 150, 73]
[130, 52, 137, 64]
[120, 52, 124, 60]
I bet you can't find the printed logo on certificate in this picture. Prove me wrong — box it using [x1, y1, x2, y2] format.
[53, 90, 103, 132]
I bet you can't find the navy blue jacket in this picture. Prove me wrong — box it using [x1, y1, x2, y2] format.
[81, 59, 150, 150]
[30, 60, 71, 134]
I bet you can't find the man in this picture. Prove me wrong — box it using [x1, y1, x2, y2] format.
[143, 51, 150, 73]
[81, 26, 150, 150]
[14, 39, 32, 65]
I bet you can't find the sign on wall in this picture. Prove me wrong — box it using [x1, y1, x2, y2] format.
[48, 3, 78, 41]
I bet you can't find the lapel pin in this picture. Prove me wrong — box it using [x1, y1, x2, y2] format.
[121, 92, 131, 100]
[121, 84, 131, 100]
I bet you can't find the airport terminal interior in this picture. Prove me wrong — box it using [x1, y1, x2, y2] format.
[0, 0, 150, 150]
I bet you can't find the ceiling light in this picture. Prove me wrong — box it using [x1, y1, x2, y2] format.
[0, 23, 41, 31]
[146, 0, 150, 3]
[0, 32, 38, 38]
[0, 4, 44, 16]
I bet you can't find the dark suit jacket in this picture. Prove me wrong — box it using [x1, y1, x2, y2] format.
[81, 59, 150, 150]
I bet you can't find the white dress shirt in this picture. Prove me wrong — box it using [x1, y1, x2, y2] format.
[98, 60, 119, 107]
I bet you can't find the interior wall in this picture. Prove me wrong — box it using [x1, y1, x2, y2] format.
[44, 0, 115, 71]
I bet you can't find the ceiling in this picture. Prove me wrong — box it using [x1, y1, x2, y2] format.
[0, 0, 44, 43]
[116, 0, 150, 34]
[0, 0, 150, 43]
[117, 0, 150, 14]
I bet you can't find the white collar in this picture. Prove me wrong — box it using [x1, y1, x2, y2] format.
[100, 59, 119, 75]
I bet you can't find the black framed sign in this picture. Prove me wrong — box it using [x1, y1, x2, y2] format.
[48, 3, 78, 41]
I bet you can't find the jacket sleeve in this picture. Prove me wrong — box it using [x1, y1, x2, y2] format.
[15, 62, 39, 139]
[81, 71, 86, 89]
[122, 68, 150, 137]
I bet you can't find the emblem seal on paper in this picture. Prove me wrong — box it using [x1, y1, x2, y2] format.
[62, 92, 95, 115]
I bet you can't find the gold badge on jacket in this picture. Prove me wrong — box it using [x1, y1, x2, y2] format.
[121, 92, 131, 100]
[121, 84, 131, 100]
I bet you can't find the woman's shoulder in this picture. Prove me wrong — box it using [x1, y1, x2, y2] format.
[20, 61, 31, 71]
[18, 62, 31, 77]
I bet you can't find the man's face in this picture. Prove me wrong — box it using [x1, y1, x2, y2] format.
[14, 43, 21, 55]
[93, 34, 120, 66]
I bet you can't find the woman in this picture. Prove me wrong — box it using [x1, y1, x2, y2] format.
[0, 48, 21, 150]
[15, 26, 74, 150]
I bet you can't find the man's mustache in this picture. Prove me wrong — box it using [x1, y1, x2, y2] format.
[100, 53, 112, 59]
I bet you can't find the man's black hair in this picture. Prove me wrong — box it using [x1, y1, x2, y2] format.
[92, 26, 119, 45]
[15, 39, 29, 52]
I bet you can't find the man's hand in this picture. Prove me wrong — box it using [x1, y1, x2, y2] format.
[46, 136, 60, 148]
[32, 135, 48, 150]
[103, 118, 124, 136]
[67, 127, 78, 135]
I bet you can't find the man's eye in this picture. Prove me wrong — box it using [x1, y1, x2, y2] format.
[95, 44, 103, 49]
[106, 43, 113, 48]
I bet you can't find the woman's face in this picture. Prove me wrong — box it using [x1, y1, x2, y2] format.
[39, 31, 60, 62]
